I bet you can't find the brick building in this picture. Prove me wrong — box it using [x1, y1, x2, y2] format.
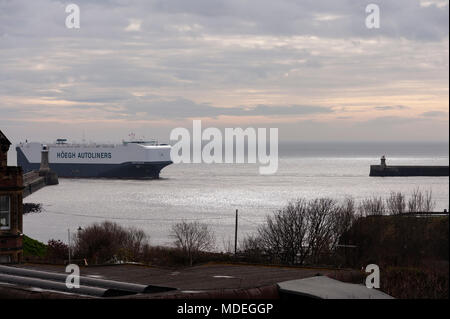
[0, 130, 24, 263]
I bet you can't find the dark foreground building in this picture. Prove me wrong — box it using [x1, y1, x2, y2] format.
[0, 130, 24, 263]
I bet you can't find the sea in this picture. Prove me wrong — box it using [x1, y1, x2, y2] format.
[17, 142, 449, 249]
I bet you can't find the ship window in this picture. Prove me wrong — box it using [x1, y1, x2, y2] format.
[0, 195, 10, 230]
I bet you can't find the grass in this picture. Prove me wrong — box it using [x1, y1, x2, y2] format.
[23, 235, 47, 258]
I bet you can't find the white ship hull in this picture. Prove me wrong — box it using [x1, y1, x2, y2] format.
[16, 141, 172, 178]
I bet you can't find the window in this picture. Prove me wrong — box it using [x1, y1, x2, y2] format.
[0, 254, 11, 263]
[0, 195, 10, 230]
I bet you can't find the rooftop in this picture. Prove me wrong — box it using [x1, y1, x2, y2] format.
[0, 262, 382, 299]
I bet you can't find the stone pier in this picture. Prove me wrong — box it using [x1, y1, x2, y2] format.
[22, 145, 58, 198]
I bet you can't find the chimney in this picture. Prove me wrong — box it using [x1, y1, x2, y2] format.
[0, 131, 11, 169]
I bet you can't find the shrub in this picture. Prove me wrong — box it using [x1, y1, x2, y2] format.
[341, 216, 449, 268]
[23, 203, 42, 215]
[46, 239, 69, 262]
[381, 266, 449, 299]
[243, 198, 356, 265]
[73, 221, 148, 264]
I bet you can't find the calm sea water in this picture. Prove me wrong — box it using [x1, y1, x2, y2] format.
[22, 142, 449, 248]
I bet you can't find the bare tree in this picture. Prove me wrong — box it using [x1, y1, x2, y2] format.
[241, 235, 265, 261]
[408, 188, 424, 212]
[252, 198, 353, 265]
[171, 221, 215, 266]
[306, 198, 340, 263]
[423, 189, 436, 212]
[331, 197, 357, 248]
[386, 191, 406, 215]
[124, 227, 147, 260]
[257, 199, 310, 265]
[408, 188, 435, 213]
[359, 196, 386, 216]
[221, 237, 234, 254]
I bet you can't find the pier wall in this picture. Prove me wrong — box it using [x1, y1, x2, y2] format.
[22, 171, 46, 198]
[370, 165, 449, 177]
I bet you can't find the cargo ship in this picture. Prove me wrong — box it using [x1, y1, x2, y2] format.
[16, 138, 172, 179]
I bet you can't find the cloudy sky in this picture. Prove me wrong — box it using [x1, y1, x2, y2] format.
[0, 0, 448, 145]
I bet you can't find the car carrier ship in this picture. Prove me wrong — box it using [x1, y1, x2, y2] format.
[16, 138, 172, 179]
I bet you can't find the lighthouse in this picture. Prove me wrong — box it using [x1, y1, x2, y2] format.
[380, 155, 386, 169]
[39, 145, 50, 176]
[38, 145, 59, 185]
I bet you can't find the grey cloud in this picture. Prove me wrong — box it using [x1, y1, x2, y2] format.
[421, 111, 449, 117]
[0, 0, 448, 41]
[127, 98, 333, 119]
[0, 0, 448, 143]
[142, 0, 448, 41]
[374, 105, 410, 111]
[363, 116, 420, 125]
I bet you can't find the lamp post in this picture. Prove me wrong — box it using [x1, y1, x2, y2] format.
[67, 228, 71, 264]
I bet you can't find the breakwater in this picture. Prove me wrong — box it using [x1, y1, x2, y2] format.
[22, 171, 46, 198]
[370, 165, 449, 177]
[23, 171, 58, 198]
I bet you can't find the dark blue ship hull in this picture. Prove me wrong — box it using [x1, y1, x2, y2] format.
[16, 147, 172, 179]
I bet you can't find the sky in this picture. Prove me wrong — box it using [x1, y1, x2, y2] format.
[0, 0, 449, 145]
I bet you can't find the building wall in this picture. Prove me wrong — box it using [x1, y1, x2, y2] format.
[0, 132, 24, 263]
